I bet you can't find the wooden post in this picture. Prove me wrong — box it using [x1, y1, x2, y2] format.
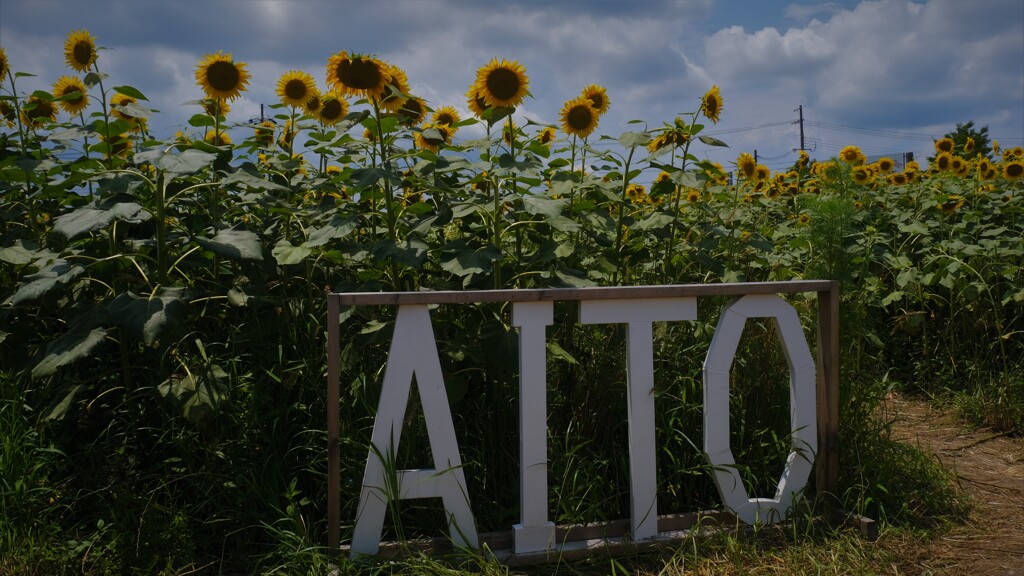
[327, 295, 341, 555]
[815, 282, 840, 505]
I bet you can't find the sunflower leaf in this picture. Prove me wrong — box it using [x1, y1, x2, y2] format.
[156, 148, 217, 176]
[272, 239, 313, 266]
[54, 200, 149, 240]
[105, 288, 188, 347]
[113, 85, 149, 101]
[618, 132, 651, 149]
[188, 113, 217, 127]
[12, 259, 85, 305]
[195, 228, 264, 262]
[32, 322, 108, 379]
[698, 135, 729, 147]
[440, 245, 502, 277]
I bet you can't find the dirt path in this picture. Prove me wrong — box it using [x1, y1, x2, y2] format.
[886, 393, 1024, 575]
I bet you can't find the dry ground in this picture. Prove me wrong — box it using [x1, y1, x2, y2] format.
[885, 392, 1024, 575]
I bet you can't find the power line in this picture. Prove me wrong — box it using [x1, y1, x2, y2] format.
[805, 120, 937, 142]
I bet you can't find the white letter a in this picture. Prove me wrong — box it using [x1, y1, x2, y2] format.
[351, 304, 478, 556]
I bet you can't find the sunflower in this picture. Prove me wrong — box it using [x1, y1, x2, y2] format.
[195, 51, 251, 101]
[876, 157, 895, 173]
[326, 51, 390, 101]
[254, 120, 275, 146]
[976, 158, 995, 180]
[303, 91, 323, 118]
[205, 130, 232, 146]
[964, 137, 975, 154]
[276, 70, 316, 107]
[934, 152, 953, 172]
[647, 129, 689, 153]
[397, 96, 426, 126]
[0, 47, 9, 83]
[736, 152, 757, 179]
[538, 126, 556, 145]
[101, 134, 132, 158]
[939, 195, 965, 214]
[21, 95, 56, 127]
[64, 29, 98, 72]
[754, 164, 771, 181]
[0, 101, 15, 128]
[414, 123, 452, 153]
[839, 145, 865, 165]
[686, 189, 702, 203]
[110, 92, 143, 130]
[362, 127, 375, 142]
[318, 94, 348, 126]
[889, 172, 908, 186]
[851, 166, 871, 184]
[934, 137, 954, 154]
[1004, 160, 1024, 180]
[798, 213, 811, 225]
[626, 183, 647, 205]
[797, 150, 810, 169]
[580, 84, 610, 116]
[951, 156, 969, 177]
[466, 90, 487, 118]
[432, 105, 460, 127]
[200, 98, 230, 117]
[52, 76, 89, 115]
[278, 120, 296, 149]
[379, 64, 411, 112]
[473, 58, 529, 109]
[701, 85, 723, 124]
[559, 96, 598, 139]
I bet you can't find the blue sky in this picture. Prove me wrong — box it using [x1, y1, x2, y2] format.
[2, 0, 1022, 171]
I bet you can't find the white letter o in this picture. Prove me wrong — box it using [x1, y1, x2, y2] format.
[702, 294, 817, 524]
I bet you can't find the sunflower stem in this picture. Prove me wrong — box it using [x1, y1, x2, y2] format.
[612, 144, 637, 286]
[664, 113, 700, 283]
[371, 98, 402, 289]
[91, 61, 114, 169]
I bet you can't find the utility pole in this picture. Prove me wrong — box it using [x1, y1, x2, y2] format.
[754, 150, 758, 164]
[793, 105, 805, 152]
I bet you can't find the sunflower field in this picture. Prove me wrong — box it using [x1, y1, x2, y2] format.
[1, 31, 1022, 574]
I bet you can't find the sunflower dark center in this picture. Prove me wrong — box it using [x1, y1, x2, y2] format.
[567, 106, 593, 130]
[400, 98, 423, 120]
[73, 42, 93, 65]
[208, 61, 241, 92]
[285, 79, 308, 100]
[28, 99, 54, 120]
[1007, 163, 1024, 177]
[589, 94, 604, 109]
[437, 113, 455, 125]
[705, 96, 719, 112]
[62, 86, 84, 104]
[320, 99, 342, 121]
[339, 59, 382, 90]
[486, 68, 520, 101]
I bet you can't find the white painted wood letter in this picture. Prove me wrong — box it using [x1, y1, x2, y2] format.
[702, 294, 817, 525]
[512, 301, 556, 553]
[580, 298, 698, 541]
[351, 304, 478, 555]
